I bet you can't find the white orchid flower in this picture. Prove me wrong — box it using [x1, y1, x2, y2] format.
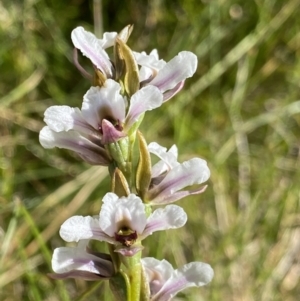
[146, 142, 210, 205]
[141, 257, 214, 301]
[59, 193, 187, 257]
[133, 49, 198, 101]
[39, 79, 163, 163]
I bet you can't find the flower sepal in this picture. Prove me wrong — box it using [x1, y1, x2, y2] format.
[140, 261, 151, 301]
[114, 25, 134, 81]
[93, 67, 107, 87]
[115, 36, 140, 97]
[136, 131, 152, 200]
[111, 168, 130, 197]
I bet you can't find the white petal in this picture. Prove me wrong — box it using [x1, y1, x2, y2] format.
[59, 215, 110, 242]
[81, 81, 126, 129]
[44, 105, 93, 134]
[148, 143, 178, 161]
[148, 51, 197, 93]
[99, 193, 147, 237]
[176, 262, 214, 287]
[101, 32, 118, 49]
[142, 205, 187, 238]
[142, 257, 174, 280]
[125, 86, 163, 129]
[148, 143, 179, 177]
[153, 262, 214, 301]
[133, 50, 166, 70]
[138, 66, 154, 82]
[141, 257, 174, 295]
[71, 27, 114, 77]
[148, 158, 210, 204]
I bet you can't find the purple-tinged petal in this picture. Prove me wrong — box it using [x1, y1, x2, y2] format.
[148, 158, 210, 205]
[148, 51, 197, 93]
[142, 205, 187, 238]
[59, 216, 113, 243]
[39, 127, 110, 165]
[125, 86, 163, 129]
[162, 80, 185, 102]
[101, 119, 126, 144]
[71, 27, 115, 77]
[81, 81, 126, 129]
[158, 185, 208, 205]
[152, 262, 214, 301]
[99, 193, 147, 237]
[115, 245, 144, 257]
[48, 270, 105, 281]
[51, 246, 114, 278]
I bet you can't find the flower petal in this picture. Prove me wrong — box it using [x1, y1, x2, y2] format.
[142, 205, 187, 238]
[162, 80, 185, 102]
[101, 32, 119, 49]
[148, 143, 179, 177]
[48, 270, 104, 281]
[148, 158, 210, 205]
[148, 51, 197, 93]
[153, 262, 214, 301]
[71, 27, 115, 77]
[158, 185, 208, 204]
[133, 49, 166, 70]
[44, 105, 94, 134]
[125, 86, 163, 129]
[115, 245, 144, 257]
[81, 81, 126, 129]
[59, 215, 113, 243]
[39, 127, 110, 165]
[51, 246, 114, 278]
[101, 119, 127, 144]
[99, 193, 147, 237]
[141, 258, 174, 295]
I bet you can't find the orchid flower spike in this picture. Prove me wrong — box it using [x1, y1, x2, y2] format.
[39, 79, 163, 161]
[145, 142, 210, 205]
[49, 240, 115, 281]
[133, 49, 198, 101]
[141, 257, 214, 301]
[59, 193, 187, 257]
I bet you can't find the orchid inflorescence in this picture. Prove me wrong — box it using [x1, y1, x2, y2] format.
[40, 25, 213, 301]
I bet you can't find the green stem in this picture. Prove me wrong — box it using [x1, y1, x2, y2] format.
[124, 252, 142, 301]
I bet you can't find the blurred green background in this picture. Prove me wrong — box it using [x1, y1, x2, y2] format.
[1, 0, 300, 300]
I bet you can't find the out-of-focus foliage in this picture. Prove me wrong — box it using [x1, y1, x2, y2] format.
[1, 0, 300, 300]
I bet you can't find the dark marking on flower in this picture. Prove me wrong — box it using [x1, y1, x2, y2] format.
[115, 229, 137, 247]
